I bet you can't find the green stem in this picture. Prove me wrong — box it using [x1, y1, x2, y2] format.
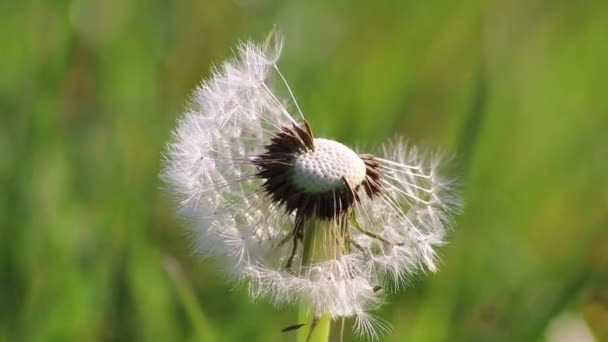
[296, 220, 331, 342]
[297, 309, 331, 342]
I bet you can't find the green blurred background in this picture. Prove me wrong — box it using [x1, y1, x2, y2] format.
[2, 0, 607, 341]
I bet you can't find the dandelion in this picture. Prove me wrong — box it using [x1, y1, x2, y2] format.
[162, 31, 461, 340]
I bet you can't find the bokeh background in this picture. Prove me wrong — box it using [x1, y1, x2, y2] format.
[2, 0, 607, 341]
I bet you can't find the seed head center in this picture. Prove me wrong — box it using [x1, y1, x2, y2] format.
[292, 138, 366, 193]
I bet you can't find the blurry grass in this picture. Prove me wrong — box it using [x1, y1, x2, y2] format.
[1, 0, 607, 341]
[164, 257, 217, 342]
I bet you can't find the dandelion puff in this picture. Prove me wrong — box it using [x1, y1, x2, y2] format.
[161, 32, 461, 339]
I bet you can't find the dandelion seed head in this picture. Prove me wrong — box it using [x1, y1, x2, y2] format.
[161, 32, 462, 339]
[292, 138, 367, 194]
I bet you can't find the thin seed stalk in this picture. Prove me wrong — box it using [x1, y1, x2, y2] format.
[297, 220, 331, 342]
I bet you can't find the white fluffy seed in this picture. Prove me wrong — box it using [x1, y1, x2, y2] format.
[291, 138, 367, 193]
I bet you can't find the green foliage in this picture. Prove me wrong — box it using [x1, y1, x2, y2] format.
[1, 0, 607, 341]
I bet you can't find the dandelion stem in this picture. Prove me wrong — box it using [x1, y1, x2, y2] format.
[297, 220, 331, 342]
[297, 308, 331, 342]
